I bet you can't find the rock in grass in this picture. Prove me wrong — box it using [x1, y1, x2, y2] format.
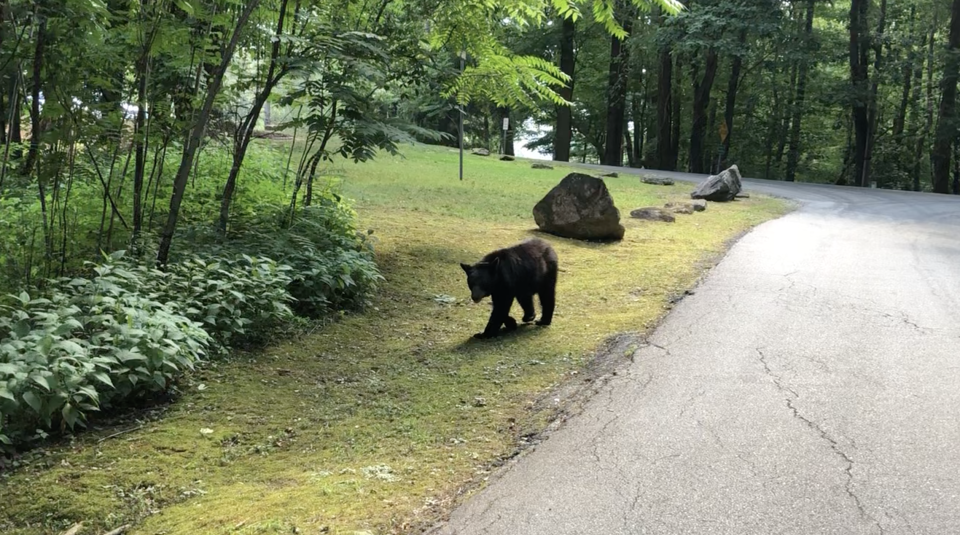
[664, 203, 695, 215]
[534, 173, 625, 241]
[691, 165, 742, 202]
[664, 200, 706, 214]
[642, 176, 675, 186]
[532, 163, 554, 170]
[630, 207, 676, 223]
[600, 172, 619, 178]
[500, 155, 515, 161]
[472, 148, 491, 156]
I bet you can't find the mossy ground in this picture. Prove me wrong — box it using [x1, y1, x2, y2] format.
[0, 144, 790, 535]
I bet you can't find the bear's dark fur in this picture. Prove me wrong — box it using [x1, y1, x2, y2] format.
[459, 237, 559, 339]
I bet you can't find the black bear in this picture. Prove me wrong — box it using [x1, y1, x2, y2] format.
[459, 237, 558, 339]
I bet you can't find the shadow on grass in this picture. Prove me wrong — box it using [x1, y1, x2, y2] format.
[524, 228, 625, 249]
[452, 323, 551, 355]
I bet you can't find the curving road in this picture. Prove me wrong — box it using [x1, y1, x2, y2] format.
[429, 168, 960, 534]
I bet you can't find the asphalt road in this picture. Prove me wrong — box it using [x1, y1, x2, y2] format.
[429, 168, 960, 534]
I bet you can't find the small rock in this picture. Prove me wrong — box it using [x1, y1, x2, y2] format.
[735, 193, 751, 199]
[500, 155, 515, 161]
[691, 199, 707, 211]
[642, 176, 675, 186]
[630, 207, 676, 223]
[664, 202, 695, 215]
[600, 172, 619, 178]
[532, 163, 554, 170]
[471, 148, 491, 156]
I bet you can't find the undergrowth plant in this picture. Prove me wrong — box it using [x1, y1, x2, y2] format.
[0, 258, 212, 447]
[0, 187, 382, 449]
[177, 191, 383, 317]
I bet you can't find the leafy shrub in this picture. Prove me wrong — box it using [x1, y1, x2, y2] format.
[0, 260, 211, 447]
[136, 255, 295, 348]
[0, 249, 297, 448]
[178, 189, 383, 318]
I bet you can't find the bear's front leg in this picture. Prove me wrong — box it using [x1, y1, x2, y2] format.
[475, 294, 515, 338]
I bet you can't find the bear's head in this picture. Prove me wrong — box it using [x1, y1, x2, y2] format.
[460, 259, 499, 303]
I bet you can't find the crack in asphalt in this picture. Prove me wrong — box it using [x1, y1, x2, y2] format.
[756, 348, 884, 533]
[882, 311, 926, 334]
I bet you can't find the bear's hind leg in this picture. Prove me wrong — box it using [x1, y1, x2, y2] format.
[536, 275, 557, 326]
[517, 295, 536, 323]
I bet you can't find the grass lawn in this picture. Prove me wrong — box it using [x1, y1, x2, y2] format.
[0, 144, 790, 535]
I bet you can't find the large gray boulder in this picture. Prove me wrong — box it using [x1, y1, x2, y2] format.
[534, 173, 625, 241]
[691, 165, 742, 202]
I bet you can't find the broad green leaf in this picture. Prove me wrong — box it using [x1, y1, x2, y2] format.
[92, 372, 114, 388]
[22, 390, 42, 413]
[61, 404, 79, 428]
[31, 375, 53, 392]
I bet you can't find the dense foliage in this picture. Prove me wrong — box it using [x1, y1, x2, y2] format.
[432, 0, 960, 194]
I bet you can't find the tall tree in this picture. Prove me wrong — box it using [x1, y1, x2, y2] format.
[602, 10, 632, 166]
[848, 0, 871, 187]
[785, 0, 816, 182]
[655, 8, 675, 170]
[688, 46, 718, 173]
[157, 0, 262, 266]
[932, 0, 960, 194]
[720, 29, 746, 168]
[554, 16, 576, 161]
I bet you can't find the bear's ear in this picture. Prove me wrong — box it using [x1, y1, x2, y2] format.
[460, 263, 471, 273]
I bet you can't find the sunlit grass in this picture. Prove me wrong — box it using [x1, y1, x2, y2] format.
[0, 143, 790, 535]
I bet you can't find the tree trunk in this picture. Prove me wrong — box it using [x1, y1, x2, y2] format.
[721, 31, 746, 169]
[554, 15, 576, 162]
[849, 0, 870, 187]
[863, 0, 887, 188]
[893, 6, 918, 142]
[157, 0, 262, 266]
[22, 14, 45, 176]
[670, 55, 682, 170]
[218, 0, 289, 233]
[932, 0, 960, 194]
[632, 90, 644, 166]
[655, 40, 673, 170]
[785, 0, 816, 182]
[764, 73, 781, 179]
[602, 14, 631, 166]
[775, 63, 797, 171]
[910, 27, 931, 191]
[688, 48, 718, 174]
[132, 0, 161, 240]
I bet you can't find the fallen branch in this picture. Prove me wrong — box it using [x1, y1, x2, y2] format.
[102, 524, 131, 535]
[97, 425, 144, 443]
[59, 522, 83, 535]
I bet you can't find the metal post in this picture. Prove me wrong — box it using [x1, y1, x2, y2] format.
[501, 117, 508, 156]
[459, 51, 465, 181]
